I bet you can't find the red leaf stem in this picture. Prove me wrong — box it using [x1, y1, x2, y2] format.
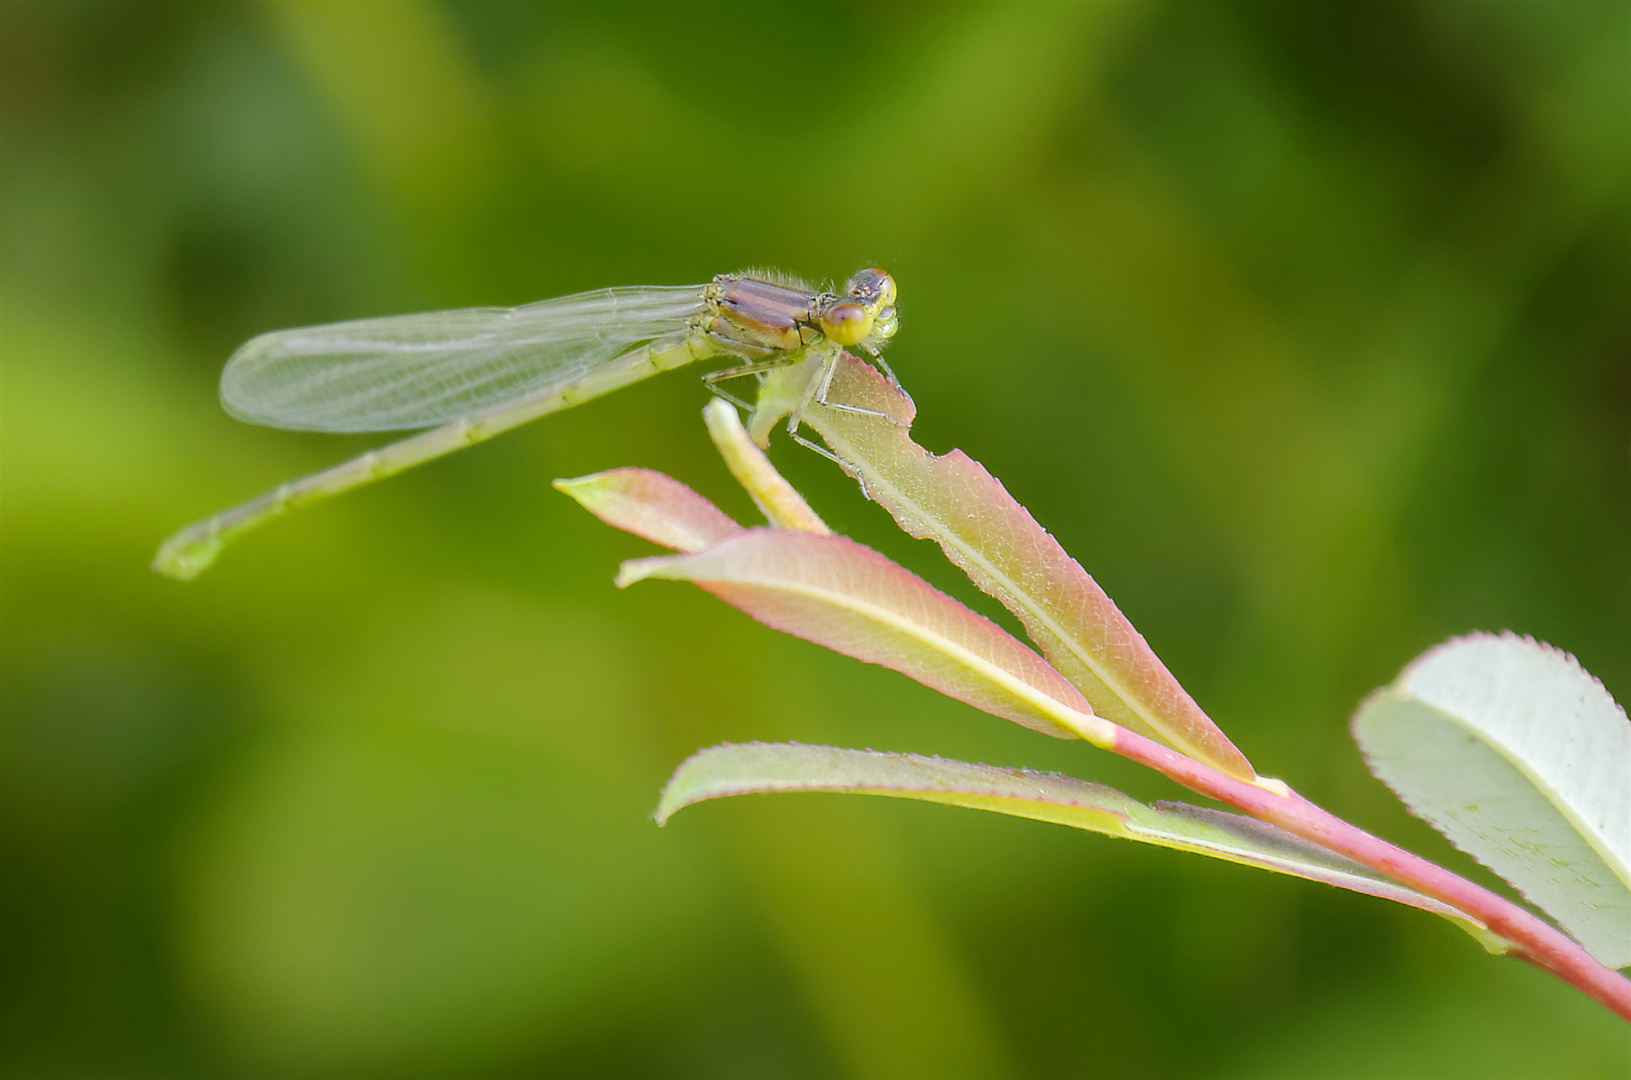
[1103, 724, 1631, 1020]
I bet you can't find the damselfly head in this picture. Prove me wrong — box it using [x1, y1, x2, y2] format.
[827, 268, 898, 354]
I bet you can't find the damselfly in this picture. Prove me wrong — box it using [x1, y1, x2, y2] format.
[152, 268, 899, 580]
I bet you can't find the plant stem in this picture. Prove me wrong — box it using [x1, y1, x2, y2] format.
[1103, 724, 1631, 1020]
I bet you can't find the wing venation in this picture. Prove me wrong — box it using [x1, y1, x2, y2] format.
[220, 285, 708, 432]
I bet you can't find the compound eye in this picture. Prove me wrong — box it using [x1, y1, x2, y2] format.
[872, 270, 897, 309]
[820, 302, 874, 346]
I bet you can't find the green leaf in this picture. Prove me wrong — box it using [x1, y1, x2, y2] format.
[658, 742, 1500, 948]
[754, 353, 1255, 781]
[617, 529, 1109, 744]
[1353, 632, 1631, 968]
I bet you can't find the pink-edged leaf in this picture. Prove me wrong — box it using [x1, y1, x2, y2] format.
[554, 467, 744, 553]
[658, 742, 1499, 948]
[618, 529, 1108, 742]
[756, 353, 1255, 780]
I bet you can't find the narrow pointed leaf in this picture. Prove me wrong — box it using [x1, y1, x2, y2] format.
[756, 354, 1254, 780]
[658, 742, 1499, 948]
[702, 399, 829, 534]
[1353, 632, 1631, 967]
[554, 467, 743, 553]
[618, 529, 1110, 743]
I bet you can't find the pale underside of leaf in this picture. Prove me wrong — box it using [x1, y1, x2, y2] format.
[658, 742, 1499, 949]
[1353, 632, 1631, 968]
[617, 529, 1108, 743]
[752, 353, 1254, 781]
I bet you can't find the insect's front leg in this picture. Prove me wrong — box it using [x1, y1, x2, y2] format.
[805, 348, 911, 427]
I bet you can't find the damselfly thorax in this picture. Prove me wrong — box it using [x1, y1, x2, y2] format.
[699, 268, 899, 361]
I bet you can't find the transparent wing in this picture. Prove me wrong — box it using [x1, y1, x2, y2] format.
[219, 284, 709, 432]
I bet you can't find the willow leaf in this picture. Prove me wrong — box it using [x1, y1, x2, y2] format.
[753, 354, 1254, 780]
[659, 742, 1499, 948]
[618, 529, 1104, 743]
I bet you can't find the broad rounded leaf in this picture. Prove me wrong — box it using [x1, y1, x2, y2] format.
[1353, 632, 1631, 967]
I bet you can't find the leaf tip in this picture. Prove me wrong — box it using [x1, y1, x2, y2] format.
[613, 554, 673, 589]
[556, 467, 744, 553]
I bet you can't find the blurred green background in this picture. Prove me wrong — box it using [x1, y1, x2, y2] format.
[2, 1, 1627, 1076]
